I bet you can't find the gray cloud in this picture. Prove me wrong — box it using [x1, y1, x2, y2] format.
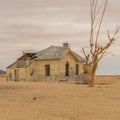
[0, 0, 120, 74]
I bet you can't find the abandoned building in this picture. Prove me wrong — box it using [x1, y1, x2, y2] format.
[6, 43, 88, 83]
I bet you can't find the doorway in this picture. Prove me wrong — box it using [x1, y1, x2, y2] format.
[65, 62, 69, 76]
[14, 69, 19, 81]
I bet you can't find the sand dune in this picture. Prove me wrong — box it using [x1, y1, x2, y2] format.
[0, 76, 120, 120]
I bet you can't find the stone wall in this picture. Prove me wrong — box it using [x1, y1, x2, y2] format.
[6, 68, 15, 81]
[6, 52, 84, 83]
[26, 52, 84, 82]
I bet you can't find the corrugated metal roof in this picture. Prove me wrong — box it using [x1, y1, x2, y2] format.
[34, 46, 85, 62]
[7, 45, 85, 68]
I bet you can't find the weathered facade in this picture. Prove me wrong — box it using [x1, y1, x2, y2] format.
[6, 43, 87, 83]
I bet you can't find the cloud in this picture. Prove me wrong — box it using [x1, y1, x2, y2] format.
[0, 0, 119, 74]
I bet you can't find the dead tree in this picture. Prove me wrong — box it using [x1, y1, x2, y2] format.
[82, 0, 120, 87]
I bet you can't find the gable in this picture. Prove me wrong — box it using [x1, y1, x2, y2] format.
[7, 61, 17, 69]
[61, 52, 83, 63]
[34, 46, 85, 62]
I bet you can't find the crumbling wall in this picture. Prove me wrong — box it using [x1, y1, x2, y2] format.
[16, 60, 27, 68]
[6, 52, 85, 83]
[18, 68, 27, 81]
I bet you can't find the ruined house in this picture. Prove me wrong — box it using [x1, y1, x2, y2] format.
[6, 43, 87, 83]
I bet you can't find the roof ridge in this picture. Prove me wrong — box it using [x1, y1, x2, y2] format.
[31, 45, 85, 61]
[36, 45, 63, 53]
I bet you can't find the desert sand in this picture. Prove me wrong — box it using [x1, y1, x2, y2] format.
[0, 75, 120, 120]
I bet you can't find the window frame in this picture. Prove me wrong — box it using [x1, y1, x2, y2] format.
[65, 62, 69, 76]
[76, 64, 79, 75]
[45, 64, 50, 76]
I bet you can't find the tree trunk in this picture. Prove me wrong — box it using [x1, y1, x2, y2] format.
[89, 62, 98, 87]
[89, 71, 95, 87]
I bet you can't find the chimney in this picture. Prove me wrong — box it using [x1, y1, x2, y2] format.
[63, 42, 69, 50]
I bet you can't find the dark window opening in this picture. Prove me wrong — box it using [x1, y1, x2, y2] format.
[76, 64, 79, 75]
[65, 62, 69, 76]
[45, 65, 50, 76]
[9, 73, 12, 79]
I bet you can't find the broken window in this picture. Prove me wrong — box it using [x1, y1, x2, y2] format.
[45, 65, 50, 76]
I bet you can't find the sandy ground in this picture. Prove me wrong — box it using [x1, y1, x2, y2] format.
[0, 74, 6, 82]
[0, 75, 120, 120]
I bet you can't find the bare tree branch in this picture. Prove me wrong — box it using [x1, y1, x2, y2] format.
[95, 0, 107, 45]
[82, 0, 119, 87]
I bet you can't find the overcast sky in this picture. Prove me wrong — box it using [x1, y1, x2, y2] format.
[0, 0, 120, 75]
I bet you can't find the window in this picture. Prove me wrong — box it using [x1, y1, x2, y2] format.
[76, 64, 79, 75]
[65, 62, 69, 76]
[45, 65, 50, 76]
[9, 72, 12, 80]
